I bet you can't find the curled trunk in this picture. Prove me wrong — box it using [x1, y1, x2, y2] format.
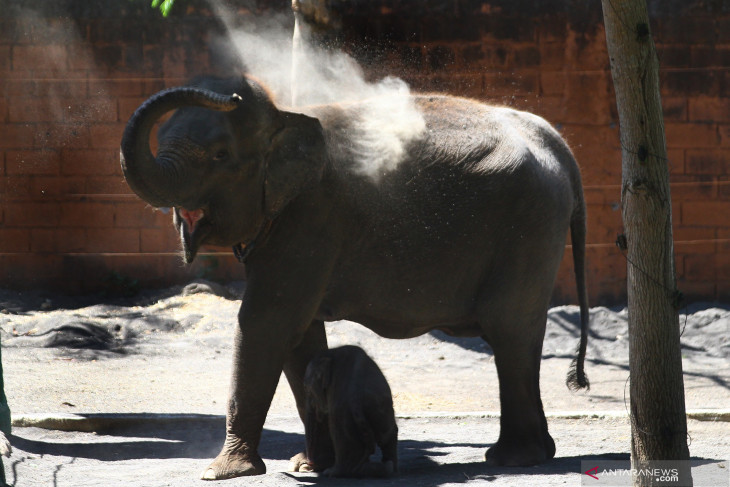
[120, 87, 241, 207]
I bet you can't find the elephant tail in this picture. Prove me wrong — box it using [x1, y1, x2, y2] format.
[566, 182, 590, 391]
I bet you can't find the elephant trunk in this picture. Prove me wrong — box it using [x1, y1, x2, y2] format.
[120, 87, 242, 208]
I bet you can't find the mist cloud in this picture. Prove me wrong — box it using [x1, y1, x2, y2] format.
[209, 1, 426, 179]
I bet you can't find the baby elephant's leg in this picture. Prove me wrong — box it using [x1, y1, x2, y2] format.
[366, 402, 398, 472]
[376, 422, 398, 473]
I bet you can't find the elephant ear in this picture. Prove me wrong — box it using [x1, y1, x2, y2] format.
[264, 112, 326, 217]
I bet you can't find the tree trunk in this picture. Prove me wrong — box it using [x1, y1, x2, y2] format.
[600, 1, 692, 486]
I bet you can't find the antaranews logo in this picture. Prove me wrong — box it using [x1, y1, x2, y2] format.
[581, 459, 729, 486]
[584, 466, 600, 480]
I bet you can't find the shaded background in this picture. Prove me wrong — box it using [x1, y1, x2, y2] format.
[0, 0, 728, 304]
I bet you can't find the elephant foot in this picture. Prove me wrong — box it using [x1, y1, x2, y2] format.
[201, 437, 265, 480]
[485, 432, 555, 467]
[289, 452, 315, 473]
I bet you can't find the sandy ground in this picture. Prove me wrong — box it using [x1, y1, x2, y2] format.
[0, 280, 728, 486]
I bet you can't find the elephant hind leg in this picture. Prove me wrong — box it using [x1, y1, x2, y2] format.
[485, 340, 555, 466]
[478, 293, 555, 466]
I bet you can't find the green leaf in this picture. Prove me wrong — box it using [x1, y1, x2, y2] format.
[163, 1, 174, 16]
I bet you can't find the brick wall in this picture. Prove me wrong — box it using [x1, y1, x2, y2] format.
[0, 1, 259, 293]
[0, 0, 728, 304]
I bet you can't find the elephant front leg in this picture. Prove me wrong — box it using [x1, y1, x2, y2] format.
[283, 320, 335, 473]
[202, 323, 285, 480]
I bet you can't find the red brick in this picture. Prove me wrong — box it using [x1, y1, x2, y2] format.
[721, 176, 730, 201]
[85, 177, 132, 195]
[563, 72, 615, 125]
[564, 28, 609, 71]
[59, 202, 116, 227]
[586, 246, 626, 281]
[676, 279, 716, 301]
[114, 202, 166, 228]
[667, 148, 685, 174]
[718, 228, 730, 253]
[118, 97, 147, 123]
[510, 94, 543, 114]
[583, 187, 611, 206]
[513, 46, 540, 68]
[562, 124, 622, 183]
[662, 97, 687, 121]
[56, 228, 88, 253]
[661, 70, 722, 97]
[12, 45, 68, 71]
[673, 226, 716, 254]
[66, 44, 97, 73]
[8, 97, 64, 123]
[656, 45, 691, 68]
[659, 17, 715, 45]
[30, 229, 57, 253]
[89, 123, 124, 149]
[60, 149, 118, 176]
[0, 254, 63, 289]
[586, 203, 623, 247]
[538, 42, 567, 70]
[540, 71, 566, 96]
[530, 96, 567, 124]
[721, 125, 730, 147]
[63, 97, 118, 123]
[690, 46, 730, 68]
[3, 202, 61, 227]
[141, 227, 179, 253]
[670, 175, 717, 201]
[685, 149, 729, 175]
[719, 255, 730, 280]
[32, 176, 86, 199]
[416, 73, 484, 98]
[483, 72, 538, 96]
[682, 254, 715, 281]
[86, 228, 140, 253]
[0, 45, 10, 72]
[30, 79, 88, 99]
[689, 96, 730, 122]
[0, 123, 37, 148]
[665, 123, 719, 148]
[0, 176, 31, 201]
[163, 47, 188, 79]
[89, 79, 145, 98]
[0, 228, 30, 252]
[5, 150, 60, 175]
[34, 123, 91, 150]
[682, 201, 730, 226]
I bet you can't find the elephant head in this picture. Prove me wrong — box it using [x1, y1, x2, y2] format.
[120, 76, 327, 263]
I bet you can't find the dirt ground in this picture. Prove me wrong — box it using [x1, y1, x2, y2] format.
[1, 280, 728, 486]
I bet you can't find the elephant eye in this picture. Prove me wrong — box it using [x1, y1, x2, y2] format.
[213, 149, 229, 161]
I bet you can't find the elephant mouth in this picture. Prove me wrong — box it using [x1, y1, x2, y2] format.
[174, 207, 213, 264]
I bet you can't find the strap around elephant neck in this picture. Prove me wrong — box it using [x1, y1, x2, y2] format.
[232, 217, 274, 264]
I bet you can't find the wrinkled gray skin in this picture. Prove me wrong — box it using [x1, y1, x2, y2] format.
[293, 345, 398, 477]
[120, 75, 590, 480]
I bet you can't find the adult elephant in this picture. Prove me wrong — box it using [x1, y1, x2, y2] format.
[120, 75, 590, 480]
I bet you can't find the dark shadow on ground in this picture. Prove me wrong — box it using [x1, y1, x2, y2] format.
[541, 354, 730, 391]
[428, 331, 493, 355]
[10, 420, 725, 487]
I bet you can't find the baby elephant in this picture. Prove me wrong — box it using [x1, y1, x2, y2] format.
[299, 345, 398, 477]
